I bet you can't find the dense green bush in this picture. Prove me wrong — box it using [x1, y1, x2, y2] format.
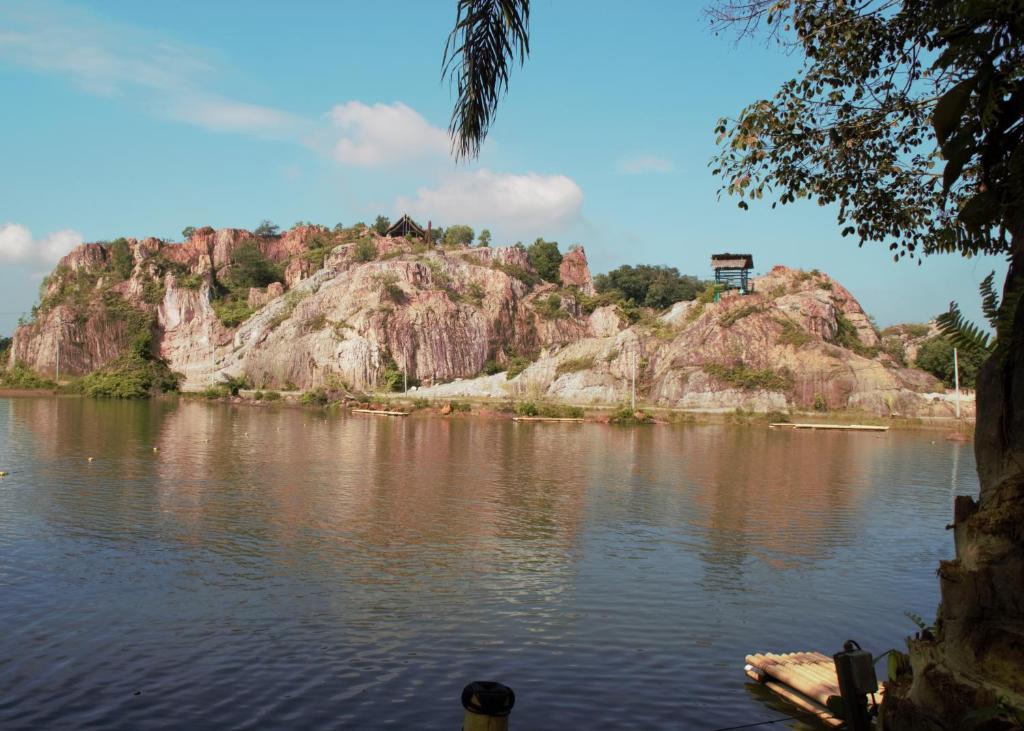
[300, 388, 329, 406]
[594, 265, 705, 309]
[0, 363, 56, 389]
[352, 237, 378, 262]
[608, 406, 653, 424]
[526, 239, 562, 283]
[225, 240, 283, 291]
[373, 215, 391, 235]
[515, 401, 584, 418]
[477, 229, 491, 247]
[492, 262, 541, 288]
[535, 293, 567, 319]
[75, 351, 180, 398]
[212, 298, 255, 328]
[443, 224, 474, 247]
[506, 355, 531, 380]
[109, 238, 134, 280]
[914, 335, 987, 388]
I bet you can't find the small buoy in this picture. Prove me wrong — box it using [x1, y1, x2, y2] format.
[87, 457, 94, 462]
[0, 471, 8, 478]
[152, 447, 159, 452]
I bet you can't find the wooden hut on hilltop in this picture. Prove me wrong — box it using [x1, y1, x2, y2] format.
[711, 253, 754, 294]
[385, 214, 425, 240]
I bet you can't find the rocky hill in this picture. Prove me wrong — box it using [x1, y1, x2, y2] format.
[7, 225, 965, 417]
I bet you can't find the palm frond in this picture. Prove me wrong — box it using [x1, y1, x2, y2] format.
[936, 301, 994, 354]
[979, 271, 999, 330]
[443, 0, 530, 160]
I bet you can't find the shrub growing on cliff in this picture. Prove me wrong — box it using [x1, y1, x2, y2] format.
[526, 239, 562, 284]
[703, 363, 794, 392]
[555, 356, 594, 377]
[352, 237, 378, 262]
[225, 240, 283, 291]
[535, 293, 566, 320]
[373, 215, 391, 235]
[109, 238, 134, 281]
[506, 355, 531, 380]
[492, 262, 540, 288]
[213, 299, 255, 328]
[477, 229, 491, 247]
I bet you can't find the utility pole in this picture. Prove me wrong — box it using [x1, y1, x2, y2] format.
[953, 347, 961, 419]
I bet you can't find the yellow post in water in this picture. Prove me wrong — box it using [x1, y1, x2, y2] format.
[461, 681, 515, 731]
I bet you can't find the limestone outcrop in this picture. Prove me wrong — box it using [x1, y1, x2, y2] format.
[7, 225, 963, 416]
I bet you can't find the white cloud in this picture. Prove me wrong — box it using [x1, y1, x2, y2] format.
[396, 169, 583, 233]
[618, 154, 675, 174]
[0, 1, 304, 140]
[0, 223, 82, 264]
[327, 101, 450, 167]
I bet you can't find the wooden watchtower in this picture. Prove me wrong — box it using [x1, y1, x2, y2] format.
[711, 253, 754, 294]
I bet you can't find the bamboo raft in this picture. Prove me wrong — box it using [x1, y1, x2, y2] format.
[745, 651, 883, 727]
[770, 422, 889, 432]
[351, 409, 409, 417]
[511, 416, 585, 423]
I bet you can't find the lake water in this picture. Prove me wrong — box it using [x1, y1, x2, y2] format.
[0, 396, 976, 730]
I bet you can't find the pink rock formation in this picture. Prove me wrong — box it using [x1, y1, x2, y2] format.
[559, 247, 596, 294]
[8, 228, 956, 416]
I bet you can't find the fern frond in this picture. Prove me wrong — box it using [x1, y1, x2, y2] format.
[937, 301, 994, 354]
[979, 271, 1000, 330]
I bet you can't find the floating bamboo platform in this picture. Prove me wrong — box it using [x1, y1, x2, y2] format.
[770, 422, 889, 432]
[745, 651, 883, 727]
[511, 416, 585, 423]
[351, 409, 409, 417]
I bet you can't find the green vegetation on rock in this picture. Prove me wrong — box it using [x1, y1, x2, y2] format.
[915, 335, 987, 388]
[594, 265, 705, 310]
[703, 362, 794, 392]
[526, 238, 562, 283]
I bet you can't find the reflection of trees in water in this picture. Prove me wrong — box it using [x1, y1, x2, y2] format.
[141, 406, 593, 617]
[13, 399, 903, 607]
[10, 396, 181, 538]
[692, 428, 881, 592]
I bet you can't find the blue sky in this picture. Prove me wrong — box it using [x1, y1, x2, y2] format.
[0, 0, 1007, 335]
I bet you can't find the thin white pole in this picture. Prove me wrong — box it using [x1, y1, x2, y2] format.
[953, 347, 961, 419]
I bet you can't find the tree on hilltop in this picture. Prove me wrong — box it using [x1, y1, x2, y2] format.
[254, 220, 279, 238]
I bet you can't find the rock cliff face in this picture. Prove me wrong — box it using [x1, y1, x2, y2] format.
[7, 226, 961, 416]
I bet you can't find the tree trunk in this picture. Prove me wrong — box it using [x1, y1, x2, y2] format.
[883, 231, 1024, 729]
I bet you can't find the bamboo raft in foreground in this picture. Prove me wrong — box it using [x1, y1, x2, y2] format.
[745, 651, 884, 727]
[351, 409, 409, 417]
[512, 416, 585, 423]
[770, 422, 889, 432]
